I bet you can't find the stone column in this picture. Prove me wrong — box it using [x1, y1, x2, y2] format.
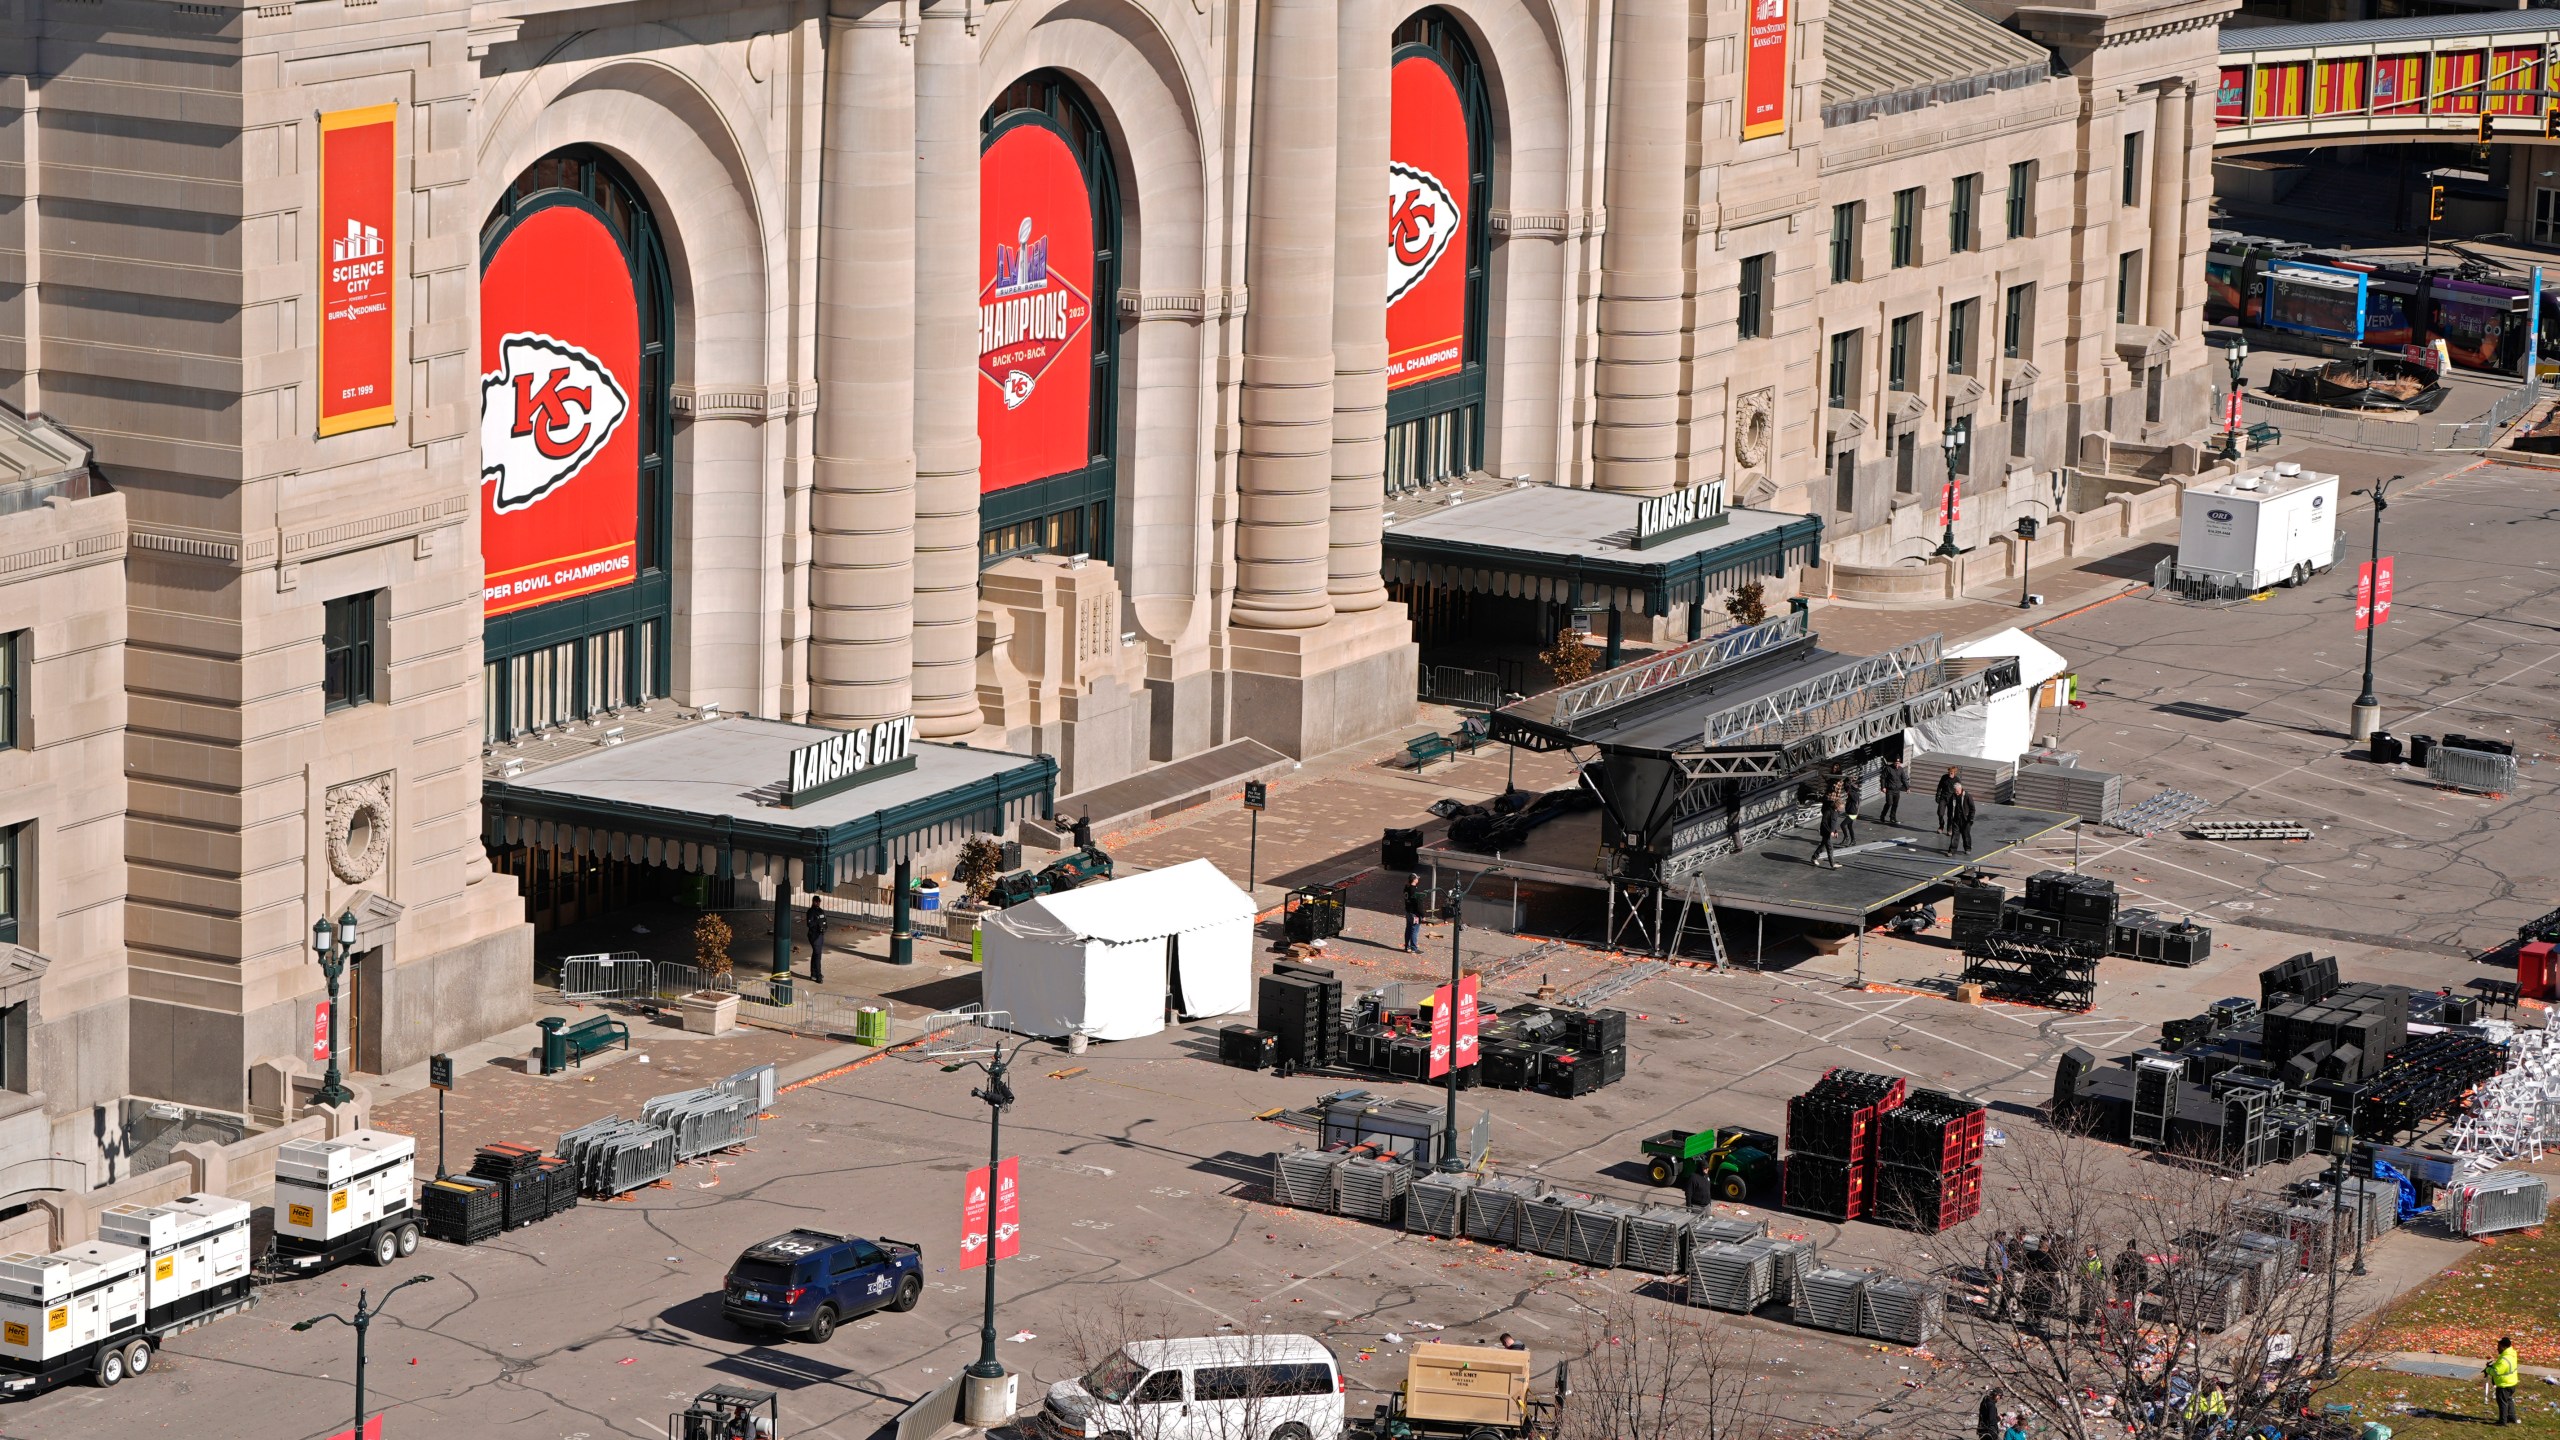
[811, 0, 918, 725]
[2145, 78, 2188, 331]
[912, 0, 983, 738]
[1592, 0, 1686, 497]
[1232, 0, 1341, 632]
[1328, 0, 1390, 614]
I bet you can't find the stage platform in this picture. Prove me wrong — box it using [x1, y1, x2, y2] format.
[1420, 800, 2081, 925]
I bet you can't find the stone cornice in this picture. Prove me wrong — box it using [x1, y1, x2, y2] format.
[1116, 287, 1249, 323]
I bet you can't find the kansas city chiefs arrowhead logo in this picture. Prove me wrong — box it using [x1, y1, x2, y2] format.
[1387, 161, 1461, 305]
[480, 332, 630, 514]
[1001, 371, 1037, 410]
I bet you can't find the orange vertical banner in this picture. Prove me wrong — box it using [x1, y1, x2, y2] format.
[1741, 0, 1791, 140]
[317, 103, 398, 437]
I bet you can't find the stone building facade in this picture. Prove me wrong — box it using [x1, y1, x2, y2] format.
[0, 0, 2223, 1163]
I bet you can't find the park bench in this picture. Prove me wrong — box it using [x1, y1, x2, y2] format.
[1405, 733, 1457, 770]
[538, 1013, 631, 1075]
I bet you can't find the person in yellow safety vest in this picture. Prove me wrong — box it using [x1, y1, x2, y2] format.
[2488, 1336, 2521, 1426]
[2185, 1381, 2229, 1438]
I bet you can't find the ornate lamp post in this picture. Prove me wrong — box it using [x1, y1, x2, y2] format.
[294, 1274, 433, 1440]
[2223, 337, 2250, 458]
[1935, 418, 1971, 558]
[309, 908, 360, 1107]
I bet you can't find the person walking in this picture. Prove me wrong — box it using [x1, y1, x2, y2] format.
[2078, 1244, 2105, 1325]
[1403, 874, 1427, 953]
[1976, 1388, 2003, 1440]
[2488, 1336, 2521, 1425]
[1836, 776, 1860, 845]
[803, 898, 829, 985]
[1985, 1229, 2015, 1318]
[1947, 781, 1978, 854]
[1879, 757, 1909, 826]
[1813, 792, 1841, 869]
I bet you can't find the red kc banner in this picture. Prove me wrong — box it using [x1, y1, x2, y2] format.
[2223, 391, 2246, 428]
[2354, 561, 2373, 630]
[1427, 984, 1453, 1079]
[325, 1420, 384, 1440]
[312, 1000, 332, 1063]
[960, 1164, 991, 1268]
[318, 103, 398, 437]
[993, 1155, 1022, 1263]
[2373, 555, 2395, 627]
[1453, 975, 1480, 1071]
[1940, 480, 1962, 529]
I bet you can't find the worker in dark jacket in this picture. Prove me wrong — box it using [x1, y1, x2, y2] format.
[1879, 758, 1910, 826]
[1935, 766, 1961, 836]
[804, 898, 829, 985]
[1976, 1388, 2003, 1440]
[1403, 874, 1427, 952]
[1947, 782, 1978, 854]
[1813, 792, 1841, 869]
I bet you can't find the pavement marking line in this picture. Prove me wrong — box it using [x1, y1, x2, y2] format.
[1260, 1232, 1406, 1302]
[2392, 643, 2560, 728]
[1053, 1235, 1240, 1325]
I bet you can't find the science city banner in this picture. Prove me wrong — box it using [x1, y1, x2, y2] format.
[980, 121, 1097, 493]
[1388, 52, 1470, 391]
[478, 203, 640, 619]
[317, 103, 398, 437]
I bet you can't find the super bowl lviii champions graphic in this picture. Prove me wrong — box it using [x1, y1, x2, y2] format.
[1387, 53, 1469, 391]
[979, 121, 1096, 493]
[478, 203, 642, 618]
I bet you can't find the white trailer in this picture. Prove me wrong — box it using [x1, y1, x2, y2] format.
[0, 1240, 151, 1395]
[273, 1129, 420, 1271]
[2173, 463, 2341, 592]
[97, 1193, 255, 1337]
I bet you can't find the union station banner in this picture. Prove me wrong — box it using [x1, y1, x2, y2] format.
[478, 203, 642, 618]
[1388, 52, 1469, 391]
[979, 120, 1097, 493]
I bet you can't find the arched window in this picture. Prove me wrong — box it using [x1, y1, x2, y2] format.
[477, 147, 674, 741]
[1386, 9, 1493, 494]
[979, 71, 1124, 564]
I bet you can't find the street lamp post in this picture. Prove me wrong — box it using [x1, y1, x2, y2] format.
[2319, 1122, 2354, 1378]
[1935, 419, 1970, 558]
[1440, 867, 1502, 1171]
[2016, 514, 2041, 609]
[293, 1273, 433, 1440]
[2349, 475, 2398, 742]
[2224, 338, 2250, 458]
[308, 909, 362, 1108]
[943, 1035, 1030, 1425]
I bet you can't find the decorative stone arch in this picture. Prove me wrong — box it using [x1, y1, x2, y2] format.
[979, 0, 1218, 651]
[1389, 0, 1577, 485]
[473, 48, 785, 712]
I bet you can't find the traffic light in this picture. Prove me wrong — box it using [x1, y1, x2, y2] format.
[2430, 184, 2447, 222]
[2546, 105, 2560, 140]
[2478, 111, 2495, 144]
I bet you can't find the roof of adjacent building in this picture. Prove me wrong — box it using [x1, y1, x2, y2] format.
[1821, 0, 2057, 125]
[2222, 9, 2560, 54]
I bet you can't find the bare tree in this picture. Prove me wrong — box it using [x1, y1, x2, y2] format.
[1900, 1119, 2381, 1440]
[1555, 1296, 1773, 1440]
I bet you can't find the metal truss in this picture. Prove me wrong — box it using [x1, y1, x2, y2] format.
[1698, 633, 1944, 748]
[1552, 611, 1808, 726]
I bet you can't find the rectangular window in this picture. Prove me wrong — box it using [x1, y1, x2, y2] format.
[2118, 250, 2143, 323]
[2011, 387, 2031, 457]
[322, 593, 375, 712]
[1889, 314, 1916, 392]
[1891, 188, 1921, 268]
[1827, 331, 1858, 408]
[2122, 132, 2143, 207]
[1947, 299, 1976, 376]
[1950, 174, 1977, 254]
[0, 632, 17, 750]
[2007, 161, 2035, 239]
[2004, 283, 2033, 359]
[0, 824, 17, 947]
[1738, 253, 1770, 340]
[1834, 450, 1858, 514]
[1830, 203, 1860, 283]
[1896, 430, 1918, 494]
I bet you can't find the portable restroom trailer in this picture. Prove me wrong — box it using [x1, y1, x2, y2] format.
[273, 1128, 420, 1270]
[2173, 465, 2341, 594]
[97, 1193, 255, 1335]
[0, 1240, 150, 1396]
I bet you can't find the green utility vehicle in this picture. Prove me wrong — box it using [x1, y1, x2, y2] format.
[1638, 1126, 1779, 1200]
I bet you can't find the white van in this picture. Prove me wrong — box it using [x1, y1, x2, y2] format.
[1033, 1334, 1345, 1440]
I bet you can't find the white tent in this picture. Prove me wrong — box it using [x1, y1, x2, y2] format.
[978, 859, 1256, 1041]
[1906, 627, 2070, 766]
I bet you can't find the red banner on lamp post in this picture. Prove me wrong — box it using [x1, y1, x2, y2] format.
[324, 1419, 384, 1440]
[1940, 481, 1962, 530]
[993, 1156, 1021, 1262]
[312, 1001, 332, 1063]
[1427, 984, 1453, 1079]
[2373, 555, 2395, 627]
[2354, 561, 2374, 630]
[1453, 975, 1480, 1070]
[960, 1165, 991, 1269]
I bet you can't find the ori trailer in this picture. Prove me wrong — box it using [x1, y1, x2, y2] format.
[273, 1128, 421, 1271]
[100, 1193, 256, 1336]
[2172, 464, 2340, 593]
[0, 1239, 150, 1396]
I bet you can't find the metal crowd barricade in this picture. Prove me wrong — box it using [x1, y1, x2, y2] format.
[642, 1086, 761, 1160]
[558, 1116, 679, 1197]
[559, 951, 655, 1001]
[2428, 743, 2518, 795]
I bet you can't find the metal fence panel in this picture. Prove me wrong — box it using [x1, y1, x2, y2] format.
[2429, 744, 2519, 795]
[559, 951, 655, 1001]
